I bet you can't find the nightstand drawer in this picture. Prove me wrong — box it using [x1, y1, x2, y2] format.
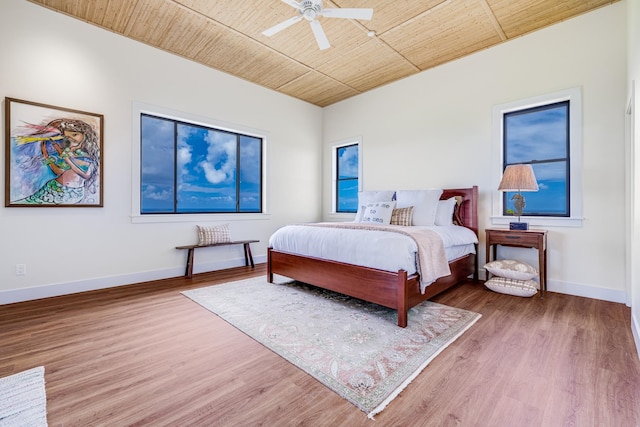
[486, 231, 540, 247]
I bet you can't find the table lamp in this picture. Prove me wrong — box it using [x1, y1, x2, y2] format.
[498, 164, 539, 230]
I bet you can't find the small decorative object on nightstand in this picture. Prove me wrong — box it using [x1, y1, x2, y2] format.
[498, 164, 539, 230]
[485, 228, 547, 297]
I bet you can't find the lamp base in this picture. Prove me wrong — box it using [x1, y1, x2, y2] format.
[509, 222, 529, 230]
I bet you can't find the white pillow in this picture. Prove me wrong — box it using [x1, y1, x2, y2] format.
[197, 224, 231, 245]
[360, 201, 397, 225]
[485, 276, 538, 297]
[435, 197, 457, 226]
[395, 189, 443, 226]
[485, 259, 538, 280]
[354, 190, 395, 222]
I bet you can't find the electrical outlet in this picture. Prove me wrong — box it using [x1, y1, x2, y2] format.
[16, 264, 26, 276]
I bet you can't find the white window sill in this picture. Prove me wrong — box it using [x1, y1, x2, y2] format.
[131, 212, 271, 224]
[326, 213, 356, 222]
[490, 216, 584, 228]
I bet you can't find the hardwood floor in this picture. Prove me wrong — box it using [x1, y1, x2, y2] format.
[1, 265, 639, 426]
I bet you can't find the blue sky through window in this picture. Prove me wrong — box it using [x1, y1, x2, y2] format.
[141, 114, 262, 213]
[141, 116, 174, 213]
[337, 144, 358, 212]
[504, 102, 569, 216]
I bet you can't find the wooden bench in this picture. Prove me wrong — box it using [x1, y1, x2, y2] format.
[176, 240, 259, 278]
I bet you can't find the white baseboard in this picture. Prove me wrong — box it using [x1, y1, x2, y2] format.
[480, 269, 627, 303]
[1, 255, 267, 305]
[547, 279, 627, 303]
[1, 260, 628, 306]
[633, 312, 640, 361]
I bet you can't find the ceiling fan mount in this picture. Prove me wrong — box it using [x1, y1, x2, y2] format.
[300, 0, 322, 21]
[262, 0, 373, 50]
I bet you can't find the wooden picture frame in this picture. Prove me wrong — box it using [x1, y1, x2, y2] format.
[4, 97, 104, 207]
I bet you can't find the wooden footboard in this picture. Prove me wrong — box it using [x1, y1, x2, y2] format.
[268, 248, 416, 326]
[267, 186, 479, 327]
[267, 248, 476, 327]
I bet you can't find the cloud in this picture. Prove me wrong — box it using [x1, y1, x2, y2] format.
[506, 104, 567, 164]
[141, 116, 175, 187]
[196, 129, 236, 184]
[339, 145, 358, 177]
[142, 184, 172, 201]
[201, 161, 228, 184]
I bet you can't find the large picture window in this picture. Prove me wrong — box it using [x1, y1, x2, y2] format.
[140, 113, 262, 214]
[492, 88, 583, 227]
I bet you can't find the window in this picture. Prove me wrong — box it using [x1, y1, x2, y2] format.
[336, 143, 359, 212]
[492, 88, 583, 227]
[331, 138, 361, 214]
[140, 113, 263, 214]
[503, 101, 569, 217]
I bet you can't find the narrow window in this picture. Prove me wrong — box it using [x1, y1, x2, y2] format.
[336, 143, 359, 212]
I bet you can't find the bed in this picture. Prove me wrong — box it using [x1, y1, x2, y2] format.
[267, 186, 479, 327]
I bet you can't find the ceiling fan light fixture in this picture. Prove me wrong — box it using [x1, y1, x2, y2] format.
[303, 9, 316, 21]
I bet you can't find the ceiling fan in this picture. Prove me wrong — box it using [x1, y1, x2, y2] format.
[262, 0, 373, 50]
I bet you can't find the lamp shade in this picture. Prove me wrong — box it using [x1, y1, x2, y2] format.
[498, 164, 539, 192]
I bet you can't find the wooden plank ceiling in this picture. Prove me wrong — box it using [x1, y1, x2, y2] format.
[28, 0, 618, 107]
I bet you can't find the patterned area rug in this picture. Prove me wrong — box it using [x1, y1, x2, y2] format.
[183, 276, 480, 418]
[0, 366, 47, 426]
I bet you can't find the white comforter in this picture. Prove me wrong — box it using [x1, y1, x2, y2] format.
[269, 223, 478, 289]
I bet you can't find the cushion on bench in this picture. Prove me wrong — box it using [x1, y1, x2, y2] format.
[197, 224, 231, 245]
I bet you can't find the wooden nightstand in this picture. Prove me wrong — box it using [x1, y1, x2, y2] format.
[485, 228, 547, 297]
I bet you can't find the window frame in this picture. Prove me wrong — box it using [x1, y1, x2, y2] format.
[335, 142, 360, 213]
[502, 100, 570, 217]
[131, 101, 269, 224]
[491, 87, 583, 227]
[330, 137, 362, 217]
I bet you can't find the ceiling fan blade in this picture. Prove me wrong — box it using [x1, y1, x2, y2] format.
[280, 0, 301, 8]
[321, 8, 373, 20]
[310, 19, 330, 50]
[262, 15, 302, 37]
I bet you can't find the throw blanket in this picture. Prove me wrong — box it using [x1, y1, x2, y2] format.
[306, 223, 451, 292]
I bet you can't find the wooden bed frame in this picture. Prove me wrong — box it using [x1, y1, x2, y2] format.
[267, 186, 479, 327]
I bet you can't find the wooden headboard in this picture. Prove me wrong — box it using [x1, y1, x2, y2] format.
[441, 186, 479, 237]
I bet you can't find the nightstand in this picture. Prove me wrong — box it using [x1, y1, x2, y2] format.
[485, 228, 547, 297]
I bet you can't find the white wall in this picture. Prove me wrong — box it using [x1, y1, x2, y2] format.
[0, 0, 632, 309]
[0, 0, 323, 303]
[323, 3, 628, 302]
[628, 0, 640, 357]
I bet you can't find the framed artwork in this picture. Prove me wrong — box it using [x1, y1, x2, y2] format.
[4, 97, 104, 207]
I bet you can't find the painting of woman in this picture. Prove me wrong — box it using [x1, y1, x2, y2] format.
[5, 98, 103, 207]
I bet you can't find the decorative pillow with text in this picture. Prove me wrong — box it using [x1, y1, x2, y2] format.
[360, 201, 397, 225]
[354, 190, 395, 222]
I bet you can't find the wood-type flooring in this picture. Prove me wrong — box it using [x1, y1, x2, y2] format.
[1, 264, 639, 426]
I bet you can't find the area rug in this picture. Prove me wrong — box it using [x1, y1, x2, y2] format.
[0, 366, 47, 426]
[183, 276, 480, 418]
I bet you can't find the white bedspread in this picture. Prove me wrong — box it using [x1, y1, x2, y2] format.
[269, 223, 478, 291]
